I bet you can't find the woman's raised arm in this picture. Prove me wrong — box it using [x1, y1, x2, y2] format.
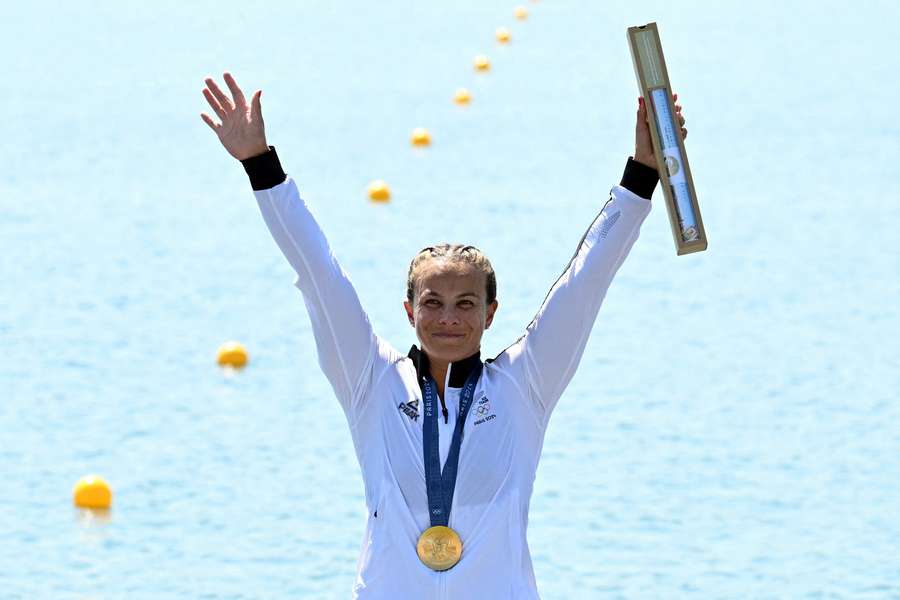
[201, 73, 379, 422]
[501, 96, 686, 424]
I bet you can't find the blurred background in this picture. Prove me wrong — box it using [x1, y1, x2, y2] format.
[1, 0, 898, 597]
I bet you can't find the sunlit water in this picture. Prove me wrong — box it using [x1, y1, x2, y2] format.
[2, 1, 898, 598]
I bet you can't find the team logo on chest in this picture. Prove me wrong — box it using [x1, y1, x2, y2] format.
[472, 395, 496, 426]
[398, 398, 420, 422]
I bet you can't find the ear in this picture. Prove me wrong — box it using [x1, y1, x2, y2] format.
[403, 299, 415, 326]
[484, 299, 499, 329]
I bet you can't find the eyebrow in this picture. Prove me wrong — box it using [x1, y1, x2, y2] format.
[421, 291, 479, 299]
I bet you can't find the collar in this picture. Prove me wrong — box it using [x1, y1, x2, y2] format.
[407, 345, 482, 388]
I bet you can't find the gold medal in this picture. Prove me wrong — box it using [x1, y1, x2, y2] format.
[416, 525, 462, 571]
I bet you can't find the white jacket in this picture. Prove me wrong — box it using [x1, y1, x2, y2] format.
[252, 164, 652, 599]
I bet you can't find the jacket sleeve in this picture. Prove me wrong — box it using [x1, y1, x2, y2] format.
[244, 148, 377, 421]
[502, 158, 657, 424]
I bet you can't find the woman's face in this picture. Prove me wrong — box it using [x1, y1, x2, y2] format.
[404, 260, 498, 366]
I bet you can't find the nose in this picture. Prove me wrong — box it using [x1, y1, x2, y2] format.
[438, 305, 461, 326]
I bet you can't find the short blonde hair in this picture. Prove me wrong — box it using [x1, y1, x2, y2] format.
[406, 244, 497, 305]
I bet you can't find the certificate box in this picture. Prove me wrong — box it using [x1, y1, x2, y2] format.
[627, 22, 708, 256]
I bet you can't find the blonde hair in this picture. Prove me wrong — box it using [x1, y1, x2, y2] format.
[406, 244, 497, 304]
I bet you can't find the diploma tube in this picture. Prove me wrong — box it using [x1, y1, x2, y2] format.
[627, 22, 708, 255]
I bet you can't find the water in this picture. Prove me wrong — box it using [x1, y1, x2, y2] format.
[2, 1, 899, 597]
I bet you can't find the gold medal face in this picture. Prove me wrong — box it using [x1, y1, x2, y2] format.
[416, 526, 462, 571]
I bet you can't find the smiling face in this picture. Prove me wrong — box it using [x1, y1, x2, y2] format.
[404, 260, 498, 366]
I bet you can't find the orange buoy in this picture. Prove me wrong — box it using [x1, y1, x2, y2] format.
[217, 341, 248, 368]
[454, 88, 472, 105]
[411, 127, 431, 147]
[368, 180, 391, 202]
[73, 475, 112, 509]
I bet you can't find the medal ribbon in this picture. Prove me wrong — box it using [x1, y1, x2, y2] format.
[422, 362, 483, 528]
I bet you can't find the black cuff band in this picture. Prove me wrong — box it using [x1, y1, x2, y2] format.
[620, 157, 659, 200]
[241, 146, 287, 191]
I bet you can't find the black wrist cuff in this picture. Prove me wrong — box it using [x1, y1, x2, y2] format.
[620, 157, 659, 200]
[241, 146, 287, 191]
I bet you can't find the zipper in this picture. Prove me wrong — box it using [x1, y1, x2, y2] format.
[441, 367, 453, 424]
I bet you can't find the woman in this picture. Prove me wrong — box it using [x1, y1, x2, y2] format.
[201, 72, 686, 599]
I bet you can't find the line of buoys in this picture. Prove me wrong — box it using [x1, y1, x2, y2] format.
[366, 4, 536, 202]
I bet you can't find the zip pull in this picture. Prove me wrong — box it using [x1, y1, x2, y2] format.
[438, 394, 449, 424]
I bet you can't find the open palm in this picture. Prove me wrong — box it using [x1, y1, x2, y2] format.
[200, 72, 269, 161]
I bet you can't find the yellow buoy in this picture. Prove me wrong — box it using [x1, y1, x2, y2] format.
[73, 475, 112, 509]
[495, 27, 511, 43]
[453, 88, 472, 105]
[217, 341, 248, 368]
[368, 180, 391, 202]
[411, 127, 431, 147]
[473, 55, 491, 72]
[514, 6, 529, 19]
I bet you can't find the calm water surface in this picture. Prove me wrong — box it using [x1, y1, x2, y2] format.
[2, 1, 898, 598]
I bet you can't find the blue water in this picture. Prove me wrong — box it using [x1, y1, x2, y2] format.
[2, 1, 899, 598]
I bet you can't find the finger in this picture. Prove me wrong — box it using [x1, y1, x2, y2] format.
[679, 115, 685, 126]
[203, 88, 227, 119]
[674, 93, 678, 101]
[205, 77, 234, 111]
[682, 128, 688, 139]
[250, 89, 262, 121]
[200, 112, 220, 132]
[223, 72, 247, 109]
[675, 104, 682, 113]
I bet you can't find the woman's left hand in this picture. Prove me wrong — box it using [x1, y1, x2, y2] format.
[633, 93, 687, 170]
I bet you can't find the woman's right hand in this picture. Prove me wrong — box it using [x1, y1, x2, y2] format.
[201, 73, 269, 161]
